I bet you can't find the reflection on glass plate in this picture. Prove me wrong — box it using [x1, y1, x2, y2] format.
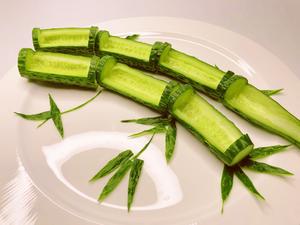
[0, 157, 37, 225]
[42, 131, 183, 210]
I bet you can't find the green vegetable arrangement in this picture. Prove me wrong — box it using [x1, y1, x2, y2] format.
[15, 27, 298, 212]
[32, 26, 300, 148]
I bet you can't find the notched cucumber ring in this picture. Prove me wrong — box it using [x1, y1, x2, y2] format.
[224, 134, 254, 166]
[158, 80, 180, 113]
[150, 41, 171, 71]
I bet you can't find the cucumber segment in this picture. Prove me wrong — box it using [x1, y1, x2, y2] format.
[168, 84, 253, 165]
[18, 49, 98, 88]
[224, 84, 300, 148]
[96, 31, 155, 71]
[171, 87, 242, 151]
[32, 27, 98, 55]
[158, 48, 226, 97]
[97, 56, 167, 110]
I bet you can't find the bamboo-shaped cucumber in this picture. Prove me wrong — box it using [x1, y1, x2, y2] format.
[18, 49, 254, 165]
[31, 27, 299, 148]
[32, 26, 98, 55]
[18, 48, 99, 88]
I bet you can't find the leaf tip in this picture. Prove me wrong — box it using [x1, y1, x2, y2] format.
[257, 193, 265, 201]
[284, 171, 294, 176]
[221, 202, 224, 214]
[89, 177, 96, 183]
[121, 119, 132, 123]
[253, 190, 265, 201]
[129, 134, 137, 138]
[98, 193, 105, 202]
[127, 204, 131, 212]
[165, 155, 172, 164]
[48, 93, 53, 100]
[59, 131, 64, 139]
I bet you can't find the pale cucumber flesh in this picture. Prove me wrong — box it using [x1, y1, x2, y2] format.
[160, 49, 226, 89]
[230, 145, 253, 165]
[25, 51, 91, 77]
[172, 90, 243, 152]
[38, 28, 90, 47]
[225, 84, 300, 145]
[101, 36, 152, 62]
[101, 63, 167, 107]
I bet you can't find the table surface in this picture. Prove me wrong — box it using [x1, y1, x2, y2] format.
[0, 0, 299, 78]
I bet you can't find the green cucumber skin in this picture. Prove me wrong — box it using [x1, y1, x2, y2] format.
[32, 27, 98, 56]
[149, 42, 170, 71]
[224, 134, 253, 163]
[223, 85, 300, 148]
[158, 80, 180, 113]
[18, 49, 98, 89]
[215, 71, 236, 99]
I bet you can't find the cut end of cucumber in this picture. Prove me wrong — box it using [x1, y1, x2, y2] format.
[97, 55, 117, 84]
[18, 48, 33, 76]
[32, 28, 41, 50]
[169, 84, 195, 113]
[230, 145, 253, 165]
[96, 30, 110, 54]
[223, 76, 248, 101]
[171, 85, 195, 111]
[224, 134, 254, 166]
